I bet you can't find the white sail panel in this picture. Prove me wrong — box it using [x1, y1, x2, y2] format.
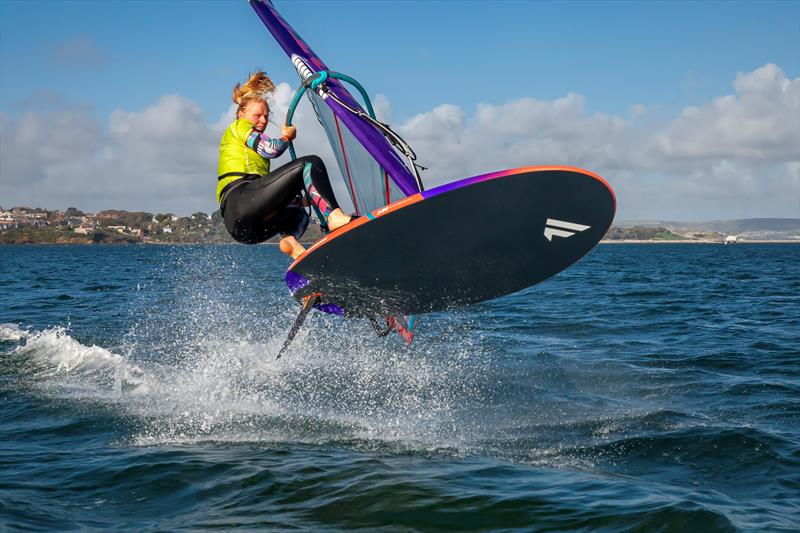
[307, 91, 404, 215]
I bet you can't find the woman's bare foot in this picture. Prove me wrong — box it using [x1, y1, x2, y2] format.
[279, 236, 305, 259]
[327, 208, 352, 231]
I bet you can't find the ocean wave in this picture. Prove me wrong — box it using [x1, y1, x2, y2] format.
[2, 326, 147, 397]
[557, 425, 800, 484]
[2, 322, 490, 453]
[0, 322, 28, 341]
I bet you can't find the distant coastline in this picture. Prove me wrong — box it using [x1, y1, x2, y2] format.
[1, 206, 798, 245]
[600, 239, 799, 244]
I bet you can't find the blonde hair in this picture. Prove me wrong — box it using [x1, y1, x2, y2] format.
[232, 70, 276, 114]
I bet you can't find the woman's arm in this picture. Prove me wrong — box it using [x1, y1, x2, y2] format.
[245, 129, 289, 159]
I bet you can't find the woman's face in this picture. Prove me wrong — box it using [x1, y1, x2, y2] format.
[238, 100, 268, 131]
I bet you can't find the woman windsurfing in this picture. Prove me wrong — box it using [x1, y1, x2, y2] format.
[216, 70, 351, 258]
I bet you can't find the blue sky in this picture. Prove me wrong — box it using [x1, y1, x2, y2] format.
[1, 0, 798, 220]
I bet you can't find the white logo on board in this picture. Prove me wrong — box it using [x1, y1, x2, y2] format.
[544, 218, 591, 241]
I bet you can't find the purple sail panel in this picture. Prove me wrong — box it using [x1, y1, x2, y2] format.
[249, 0, 419, 198]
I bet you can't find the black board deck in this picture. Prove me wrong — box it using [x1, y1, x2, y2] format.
[285, 166, 616, 316]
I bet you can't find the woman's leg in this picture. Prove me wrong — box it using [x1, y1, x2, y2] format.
[221, 164, 305, 245]
[298, 155, 351, 231]
[221, 155, 350, 249]
[264, 154, 351, 233]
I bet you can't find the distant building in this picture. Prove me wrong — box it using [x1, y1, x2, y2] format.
[724, 235, 739, 244]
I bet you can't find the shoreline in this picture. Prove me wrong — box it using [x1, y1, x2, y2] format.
[3, 239, 799, 246]
[600, 239, 799, 244]
[0, 240, 307, 246]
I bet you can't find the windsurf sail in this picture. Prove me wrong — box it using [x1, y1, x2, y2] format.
[250, 0, 424, 215]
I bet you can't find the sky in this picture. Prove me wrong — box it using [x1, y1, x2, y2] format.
[1, 0, 798, 221]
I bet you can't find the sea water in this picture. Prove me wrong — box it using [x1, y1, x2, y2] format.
[1, 243, 798, 531]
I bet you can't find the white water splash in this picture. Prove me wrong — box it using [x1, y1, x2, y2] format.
[8, 326, 148, 397]
[1, 245, 494, 453]
[17, 327, 119, 373]
[0, 322, 28, 341]
[4, 318, 491, 454]
[125, 318, 489, 451]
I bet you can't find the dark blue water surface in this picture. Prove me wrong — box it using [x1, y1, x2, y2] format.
[1, 243, 798, 531]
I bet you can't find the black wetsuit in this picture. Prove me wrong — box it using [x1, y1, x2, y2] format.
[220, 155, 339, 244]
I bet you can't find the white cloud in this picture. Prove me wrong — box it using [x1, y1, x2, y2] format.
[395, 92, 638, 187]
[389, 63, 799, 219]
[0, 81, 356, 215]
[212, 104, 237, 134]
[654, 64, 799, 161]
[789, 160, 800, 179]
[1, 110, 103, 208]
[629, 104, 647, 118]
[372, 94, 392, 123]
[1, 95, 217, 214]
[1, 63, 798, 220]
[45, 36, 108, 69]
